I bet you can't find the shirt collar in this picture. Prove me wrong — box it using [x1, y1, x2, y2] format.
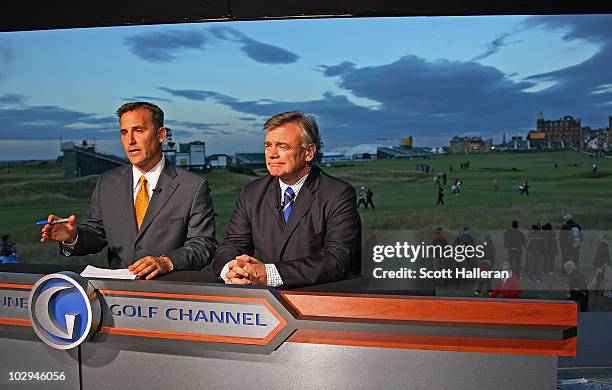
[279, 172, 309, 200]
[132, 156, 165, 192]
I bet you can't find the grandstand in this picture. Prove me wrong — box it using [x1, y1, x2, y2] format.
[376, 146, 435, 160]
[61, 141, 126, 180]
[234, 153, 266, 168]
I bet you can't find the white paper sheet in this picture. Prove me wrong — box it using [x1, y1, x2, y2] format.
[80, 265, 137, 280]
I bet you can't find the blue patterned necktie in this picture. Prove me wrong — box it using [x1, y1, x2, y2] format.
[283, 187, 295, 223]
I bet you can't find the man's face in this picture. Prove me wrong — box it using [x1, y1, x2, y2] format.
[120, 108, 166, 172]
[264, 122, 315, 184]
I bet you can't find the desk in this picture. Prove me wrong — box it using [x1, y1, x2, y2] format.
[0, 267, 576, 389]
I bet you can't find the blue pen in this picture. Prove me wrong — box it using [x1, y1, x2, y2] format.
[36, 218, 70, 226]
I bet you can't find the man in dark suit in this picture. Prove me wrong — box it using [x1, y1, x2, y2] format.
[41, 102, 217, 279]
[213, 111, 360, 288]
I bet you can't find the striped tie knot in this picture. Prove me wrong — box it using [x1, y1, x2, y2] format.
[283, 187, 295, 223]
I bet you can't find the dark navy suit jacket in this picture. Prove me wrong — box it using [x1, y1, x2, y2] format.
[213, 165, 361, 288]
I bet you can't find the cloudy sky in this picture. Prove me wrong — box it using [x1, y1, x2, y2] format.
[0, 15, 611, 160]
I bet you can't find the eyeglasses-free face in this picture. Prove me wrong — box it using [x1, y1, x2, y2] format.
[120, 108, 166, 173]
[264, 122, 315, 185]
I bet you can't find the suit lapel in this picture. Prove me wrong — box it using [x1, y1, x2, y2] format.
[279, 166, 319, 251]
[265, 176, 284, 233]
[119, 165, 138, 238]
[136, 160, 179, 241]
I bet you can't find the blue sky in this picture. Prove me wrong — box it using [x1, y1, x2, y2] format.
[0, 15, 611, 160]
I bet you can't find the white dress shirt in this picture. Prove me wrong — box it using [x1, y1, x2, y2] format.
[132, 156, 165, 201]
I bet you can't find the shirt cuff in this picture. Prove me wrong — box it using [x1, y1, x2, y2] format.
[265, 264, 283, 287]
[61, 231, 78, 256]
[221, 262, 283, 287]
[220, 262, 230, 282]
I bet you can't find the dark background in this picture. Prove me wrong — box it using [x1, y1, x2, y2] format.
[1, 1, 612, 33]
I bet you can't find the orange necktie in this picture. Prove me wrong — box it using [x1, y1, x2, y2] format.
[134, 175, 149, 230]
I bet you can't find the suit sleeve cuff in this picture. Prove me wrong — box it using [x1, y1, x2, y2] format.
[265, 264, 283, 287]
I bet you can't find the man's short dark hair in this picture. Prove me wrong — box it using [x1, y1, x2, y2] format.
[263, 111, 320, 157]
[512, 220, 518, 228]
[116, 102, 164, 130]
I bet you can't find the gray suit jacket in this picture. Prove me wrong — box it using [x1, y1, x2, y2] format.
[213, 166, 361, 288]
[66, 159, 217, 270]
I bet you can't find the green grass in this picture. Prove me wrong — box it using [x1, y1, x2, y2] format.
[325, 150, 612, 230]
[1, 151, 611, 265]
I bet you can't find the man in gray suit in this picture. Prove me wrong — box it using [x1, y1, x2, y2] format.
[41, 102, 217, 279]
[213, 111, 360, 288]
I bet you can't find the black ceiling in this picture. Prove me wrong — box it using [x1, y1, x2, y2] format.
[1, 0, 612, 32]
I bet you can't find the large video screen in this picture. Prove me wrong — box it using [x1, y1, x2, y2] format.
[0, 15, 611, 306]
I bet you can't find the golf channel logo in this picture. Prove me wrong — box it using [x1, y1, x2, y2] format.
[28, 272, 100, 349]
